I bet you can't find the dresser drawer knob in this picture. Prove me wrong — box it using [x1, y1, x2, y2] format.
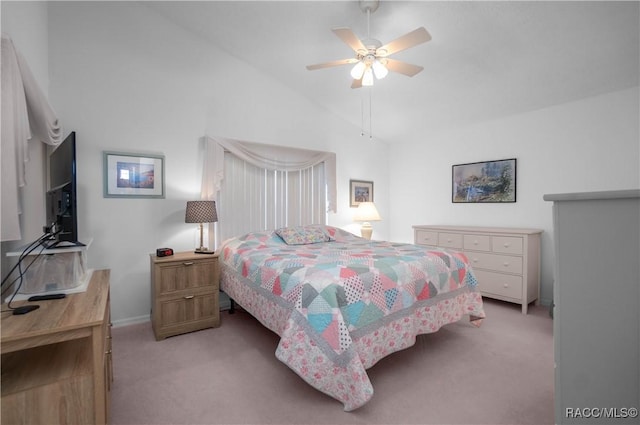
[503, 284, 509, 288]
[184, 295, 195, 300]
[503, 243, 510, 248]
[503, 262, 510, 267]
[473, 240, 479, 245]
[183, 262, 194, 266]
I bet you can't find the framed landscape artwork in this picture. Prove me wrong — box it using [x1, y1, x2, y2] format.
[103, 151, 165, 198]
[350, 180, 373, 207]
[452, 158, 516, 203]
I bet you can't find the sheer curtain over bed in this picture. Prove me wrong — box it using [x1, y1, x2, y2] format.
[200, 136, 337, 245]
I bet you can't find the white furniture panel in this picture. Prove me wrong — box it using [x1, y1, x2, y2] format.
[544, 190, 639, 424]
[413, 225, 542, 314]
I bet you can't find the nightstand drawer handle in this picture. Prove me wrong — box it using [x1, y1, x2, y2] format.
[184, 295, 195, 300]
[183, 262, 194, 266]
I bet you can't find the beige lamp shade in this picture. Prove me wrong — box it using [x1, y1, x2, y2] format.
[354, 202, 381, 240]
[185, 201, 217, 254]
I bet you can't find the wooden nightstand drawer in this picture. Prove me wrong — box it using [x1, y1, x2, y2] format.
[156, 259, 216, 295]
[157, 292, 218, 330]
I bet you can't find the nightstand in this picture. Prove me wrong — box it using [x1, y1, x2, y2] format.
[150, 251, 220, 340]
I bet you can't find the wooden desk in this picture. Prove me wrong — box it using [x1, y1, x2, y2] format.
[1, 269, 112, 424]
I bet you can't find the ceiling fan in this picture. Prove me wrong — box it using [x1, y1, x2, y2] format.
[306, 0, 431, 88]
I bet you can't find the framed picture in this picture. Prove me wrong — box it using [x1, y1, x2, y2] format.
[452, 158, 516, 203]
[350, 179, 373, 207]
[103, 151, 165, 198]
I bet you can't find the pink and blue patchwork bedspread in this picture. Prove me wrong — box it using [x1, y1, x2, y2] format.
[220, 225, 485, 411]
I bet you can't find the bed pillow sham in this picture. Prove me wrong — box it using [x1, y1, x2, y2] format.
[275, 225, 333, 245]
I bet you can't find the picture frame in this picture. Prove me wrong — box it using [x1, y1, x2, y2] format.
[350, 179, 374, 207]
[103, 151, 165, 198]
[452, 158, 516, 203]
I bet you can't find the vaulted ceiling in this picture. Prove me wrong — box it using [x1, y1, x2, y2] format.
[147, 1, 639, 143]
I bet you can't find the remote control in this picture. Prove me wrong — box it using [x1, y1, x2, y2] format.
[28, 293, 66, 301]
[13, 305, 40, 315]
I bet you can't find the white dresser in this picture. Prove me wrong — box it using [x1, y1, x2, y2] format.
[413, 225, 542, 314]
[544, 190, 639, 424]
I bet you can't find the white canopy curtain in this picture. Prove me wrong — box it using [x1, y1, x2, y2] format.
[200, 136, 337, 246]
[1, 34, 64, 241]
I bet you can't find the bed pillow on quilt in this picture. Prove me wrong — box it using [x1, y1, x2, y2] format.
[275, 225, 332, 245]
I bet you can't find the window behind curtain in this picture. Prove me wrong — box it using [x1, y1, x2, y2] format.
[217, 152, 327, 241]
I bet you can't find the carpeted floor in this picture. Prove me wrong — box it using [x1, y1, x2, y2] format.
[110, 298, 553, 425]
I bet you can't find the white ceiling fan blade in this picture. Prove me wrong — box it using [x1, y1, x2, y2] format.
[384, 58, 424, 77]
[306, 58, 359, 71]
[351, 78, 363, 89]
[332, 27, 367, 54]
[377, 27, 431, 57]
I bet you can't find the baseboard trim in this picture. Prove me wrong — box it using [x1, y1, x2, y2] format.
[112, 314, 150, 328]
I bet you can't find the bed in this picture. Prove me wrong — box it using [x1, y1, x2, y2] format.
[219, 225, 485, 411]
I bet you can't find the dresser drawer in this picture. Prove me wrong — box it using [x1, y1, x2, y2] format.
[463, 234, 491, 251]
[492, 236, 523, 255]
[438, 232, 463, 249]
[467, 252, 523, 275]
[475, 270, 523, 300]
[415, 230, 438, 246]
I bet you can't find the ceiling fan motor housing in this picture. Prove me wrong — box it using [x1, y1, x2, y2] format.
[359, 0, 380, 14]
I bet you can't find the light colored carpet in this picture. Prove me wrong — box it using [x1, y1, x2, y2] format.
[110, 298, 553, 425]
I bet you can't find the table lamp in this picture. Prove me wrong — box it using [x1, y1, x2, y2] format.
[354, 201, 381, 240]
[185, 200, 217, 254]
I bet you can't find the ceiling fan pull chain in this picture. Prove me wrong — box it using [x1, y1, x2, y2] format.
[369, 87, 373, 139]
[361, 93, 365, 137]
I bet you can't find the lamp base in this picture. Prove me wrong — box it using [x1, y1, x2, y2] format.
[360, 222, 373, 240]
[194, 247, 215, 255]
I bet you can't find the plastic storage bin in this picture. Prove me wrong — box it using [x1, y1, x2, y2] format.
[19, 251, 87, 294]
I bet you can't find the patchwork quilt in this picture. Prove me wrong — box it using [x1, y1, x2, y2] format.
[220, 225, 485, 410]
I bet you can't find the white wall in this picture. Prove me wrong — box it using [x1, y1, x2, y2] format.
[389, 86, 640, 305]
[40, 2, 389, 324]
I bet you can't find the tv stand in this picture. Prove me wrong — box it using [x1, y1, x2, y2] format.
[1, 270, 112, 424]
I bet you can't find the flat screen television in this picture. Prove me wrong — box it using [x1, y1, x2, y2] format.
[45, 131, 82, 247]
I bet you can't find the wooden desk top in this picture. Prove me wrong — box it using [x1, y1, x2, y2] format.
[1, 269, 110, 354]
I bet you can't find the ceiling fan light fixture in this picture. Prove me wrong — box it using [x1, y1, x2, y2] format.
[362, 67, 374, 86]
[372, 59, 388, 79]
[350, 61, 367, 79]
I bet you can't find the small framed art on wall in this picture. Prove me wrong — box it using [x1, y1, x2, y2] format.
[350, 180, 373, 207]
